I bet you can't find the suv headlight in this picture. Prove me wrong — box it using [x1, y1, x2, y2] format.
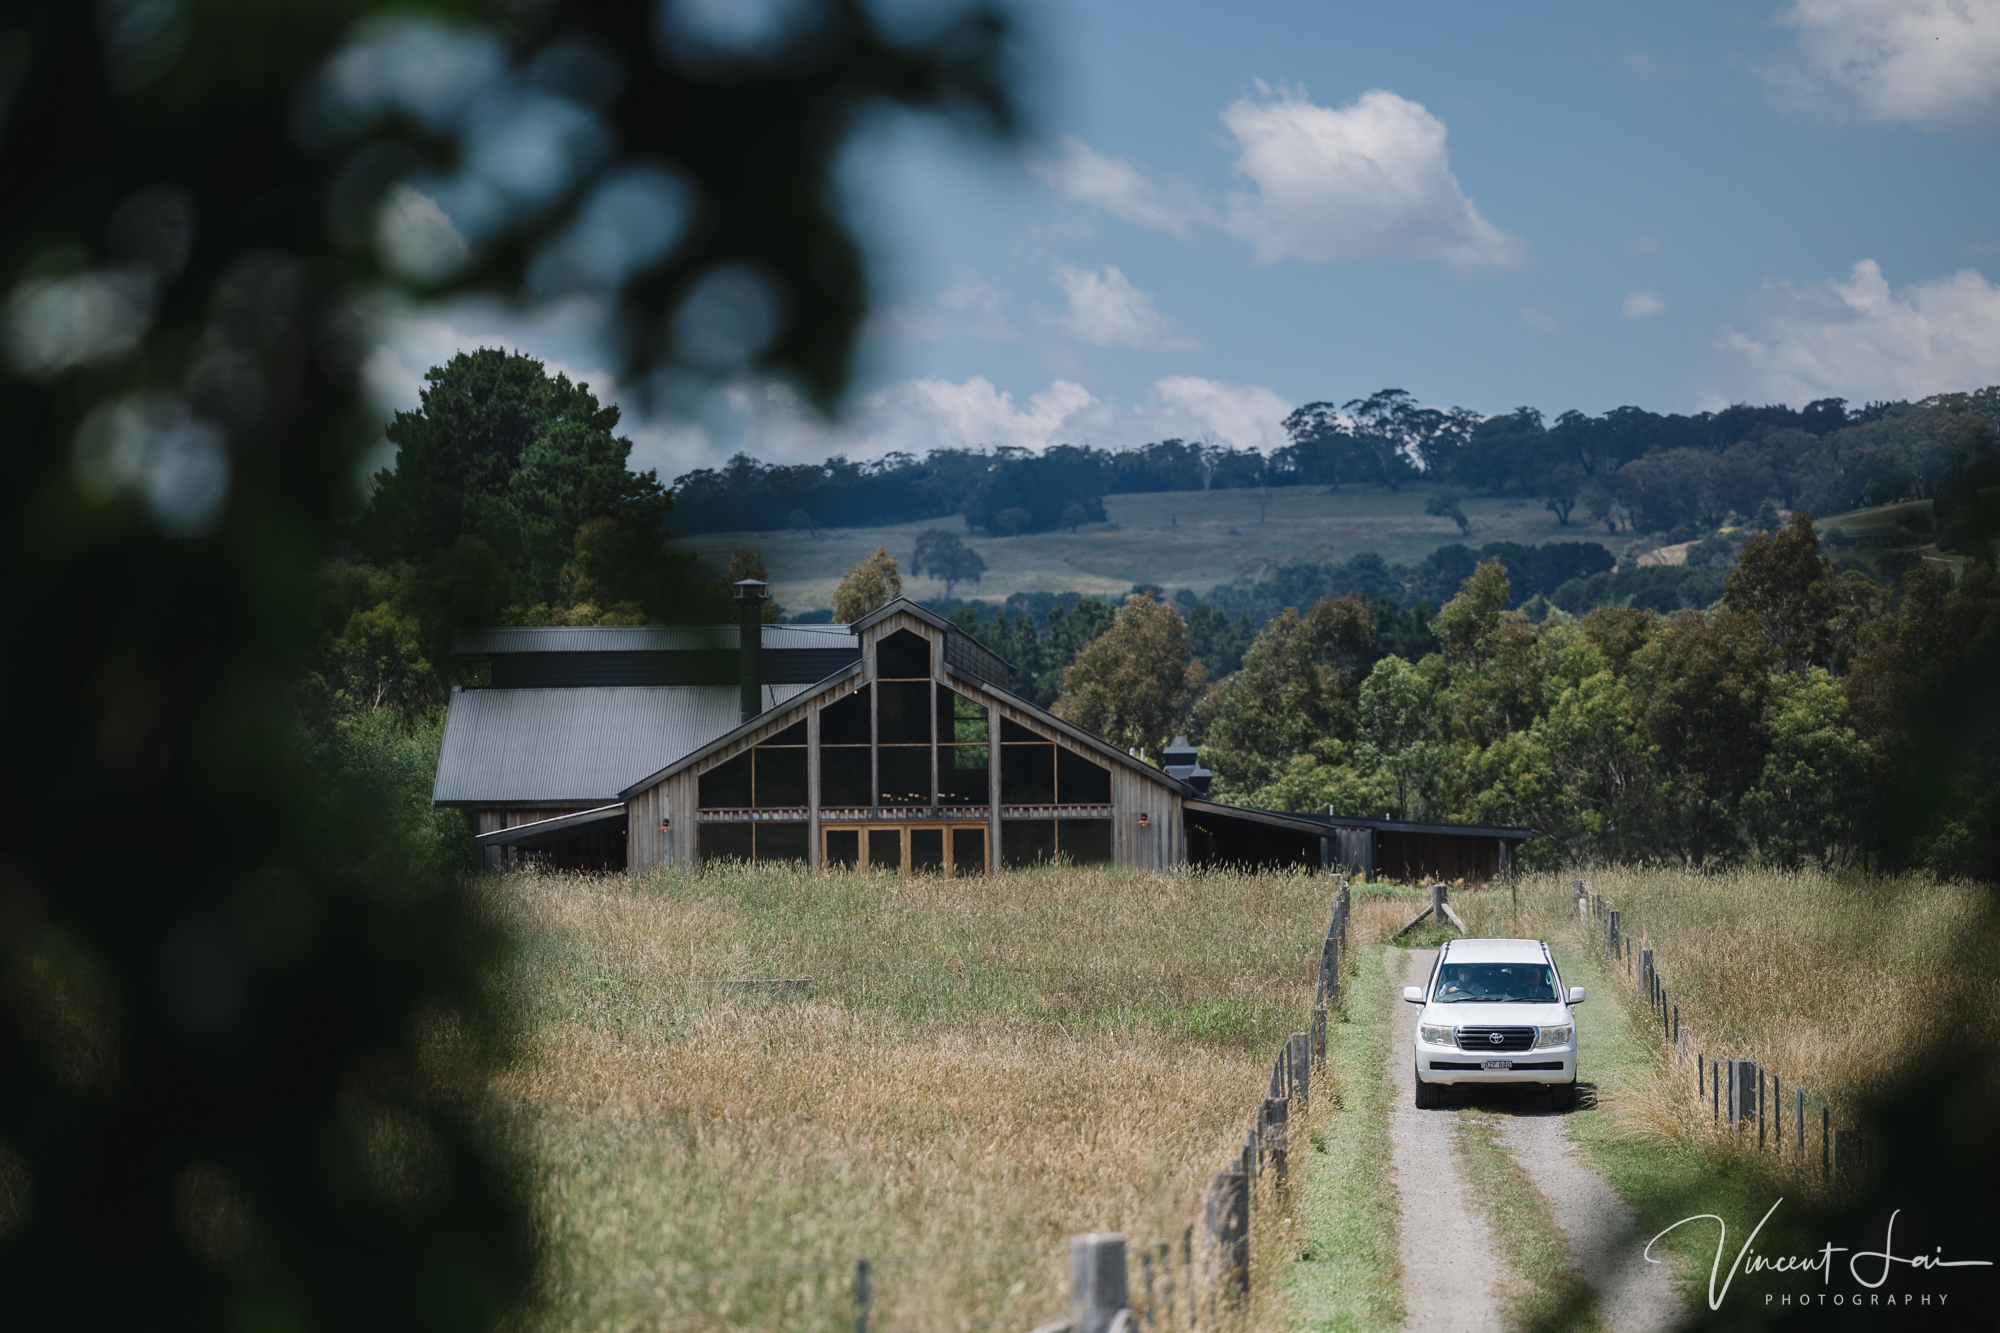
[1534, 1024, 1573, 1048]
[1419, 1023, 1455, 1046]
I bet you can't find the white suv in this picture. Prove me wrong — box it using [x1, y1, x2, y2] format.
[1404, 937, 1583, 1110]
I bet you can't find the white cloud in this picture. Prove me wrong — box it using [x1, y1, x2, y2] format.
[1622, 290, 1666, 319]
[1029, 137, 1209, 237]
[1220, 85, 1523, 268]
[376, 183, 472, 281]
[1052, 264, 1195, 351]
[1782, 0, 2000, 128]
[1722, 259, 2000, 403]
[649, 373, 1298, 478]
[1147, 377, 1294, 453]
[866, 376, 1107, 451]
[1519, 306, 1558, 331]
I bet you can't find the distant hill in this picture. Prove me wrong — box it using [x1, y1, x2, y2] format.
[674, 482, 1617, 616]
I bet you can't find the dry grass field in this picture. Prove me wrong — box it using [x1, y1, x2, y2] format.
[480, 863, 1344, 1333]
[674, 484, 1614, 615]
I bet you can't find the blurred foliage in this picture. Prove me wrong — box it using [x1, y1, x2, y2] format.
[0, 0, 1017, 1325]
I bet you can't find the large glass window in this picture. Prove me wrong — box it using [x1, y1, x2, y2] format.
[875, 638, 931, 807]
[999, 818, 1112, 867]
[877, 628, 931, 677]
[818, 686, 871, 806]
[699, 721, 808, 809]
[699, 822, 807, 864]
[939, 688, 990, 803]
[698, 752, 751, 808]
[999, 717, 1111, 805]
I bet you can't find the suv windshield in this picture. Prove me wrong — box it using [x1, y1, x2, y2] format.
[1431, 962, 1559, 1003]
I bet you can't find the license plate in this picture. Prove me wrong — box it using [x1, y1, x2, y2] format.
[1483, 1059, 1513, 1070]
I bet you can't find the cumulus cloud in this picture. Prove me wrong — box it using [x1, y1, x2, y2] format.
[1052, 264, 1195, 351]
[1220, 86, 1523, 268]
[1782, 0, 2000, 128]
[1622, 290, 1666, 319]
[1029, 137, 1209, 237]
[1147, 377, 1294, 453]
[1722, 259, 2000, 403]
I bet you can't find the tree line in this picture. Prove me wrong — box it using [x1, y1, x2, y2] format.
[666, 385, 2000, 542]
[1016, 514, 1999, 877]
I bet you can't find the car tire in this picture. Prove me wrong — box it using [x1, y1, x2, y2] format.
[1414, 1072, 1441, 1109]
[1549, 1081, 1577, 1112]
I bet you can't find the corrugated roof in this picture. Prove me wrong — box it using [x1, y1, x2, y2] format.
[452, 625, 859, 655]
[432, 683, 811, 805]
[1285, 811, 1533, 840]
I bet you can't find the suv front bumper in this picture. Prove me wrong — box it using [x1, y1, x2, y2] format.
[1416, 1040, 1574, 1085]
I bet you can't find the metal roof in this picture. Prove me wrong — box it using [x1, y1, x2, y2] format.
[474, 804, 627, 848]
[1287, 811, 1533, 840]
[452, 625, 860, 655]
[432, 683, 812, 806]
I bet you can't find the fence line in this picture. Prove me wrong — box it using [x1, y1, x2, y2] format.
[1575, 880, 1870, 1187]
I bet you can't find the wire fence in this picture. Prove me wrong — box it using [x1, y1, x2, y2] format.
[1577, 881, 1871, 1187]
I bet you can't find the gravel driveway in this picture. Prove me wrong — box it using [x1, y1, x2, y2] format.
[1388, 948, 1685, 1332]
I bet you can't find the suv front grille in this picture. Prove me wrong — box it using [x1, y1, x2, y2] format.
[1456, 1026, 1535, 1052]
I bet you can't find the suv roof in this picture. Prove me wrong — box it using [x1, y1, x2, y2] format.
[1440, 937, 1549, 963]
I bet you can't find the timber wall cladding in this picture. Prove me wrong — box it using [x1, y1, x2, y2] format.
[625, 611, 1189, 873]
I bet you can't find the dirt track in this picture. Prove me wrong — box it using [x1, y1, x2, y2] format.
[1387, 949, 1684, 1332]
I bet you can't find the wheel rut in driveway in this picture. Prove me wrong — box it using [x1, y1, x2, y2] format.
[1387, 947, 1508, 1332]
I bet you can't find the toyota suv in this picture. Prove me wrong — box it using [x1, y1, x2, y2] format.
[1404, 937, 1583, 1109]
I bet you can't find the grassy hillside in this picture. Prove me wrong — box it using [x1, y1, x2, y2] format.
[673, 483, 1618, 616]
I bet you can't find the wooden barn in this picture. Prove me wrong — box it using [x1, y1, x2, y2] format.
[432, 586, 1528, 878]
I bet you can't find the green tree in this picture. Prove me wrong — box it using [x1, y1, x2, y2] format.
[911, 529, 987, 599]
[358, 350, 688, 613]
[1628, 609, 1776, 865]
[833, 547, 903, 622]
[1724, 511, 1845, 673]
[1431, 558, 1511, 670]
[1054, 594, 1205, 755]
[1424, 492, 1471, 534]
[1354, 655, 1451, 820]
[1236, 752, 1394, 818]
[399, 535, 518, 678]
[1197, 596, 1373, 793]
[2, 1, 1018, 1323]
[1741, 668, 1875, 868]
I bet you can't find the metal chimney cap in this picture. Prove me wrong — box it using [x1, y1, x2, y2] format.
[732, 578, 769, 598]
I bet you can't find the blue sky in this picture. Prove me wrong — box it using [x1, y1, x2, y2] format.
[368, 0, 2000, 479]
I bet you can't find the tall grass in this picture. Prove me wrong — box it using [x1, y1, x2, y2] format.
[1441, 869, 2000, 1188]
[480, 863, 1342, 1332]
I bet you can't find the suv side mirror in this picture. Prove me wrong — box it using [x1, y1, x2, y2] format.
[1567, 986, 1586, 1005]
[1402, 986, 1425, 1004]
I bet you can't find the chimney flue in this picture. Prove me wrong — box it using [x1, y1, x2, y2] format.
[734, 579, 768, 723]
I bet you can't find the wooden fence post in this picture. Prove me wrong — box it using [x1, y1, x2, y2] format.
[1262, 1096, 1289, 1193]
[1069, 1234, 1129, 1333]
[1431, 882, 1447, 926]
[1289, 1031, 1310, 1111]
[1607, 909, 1620, 954]
[1208, 1171, 1249, 1305]
[853, 1257, 870, 1333]
[1730, 1061, 1758, 1131]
